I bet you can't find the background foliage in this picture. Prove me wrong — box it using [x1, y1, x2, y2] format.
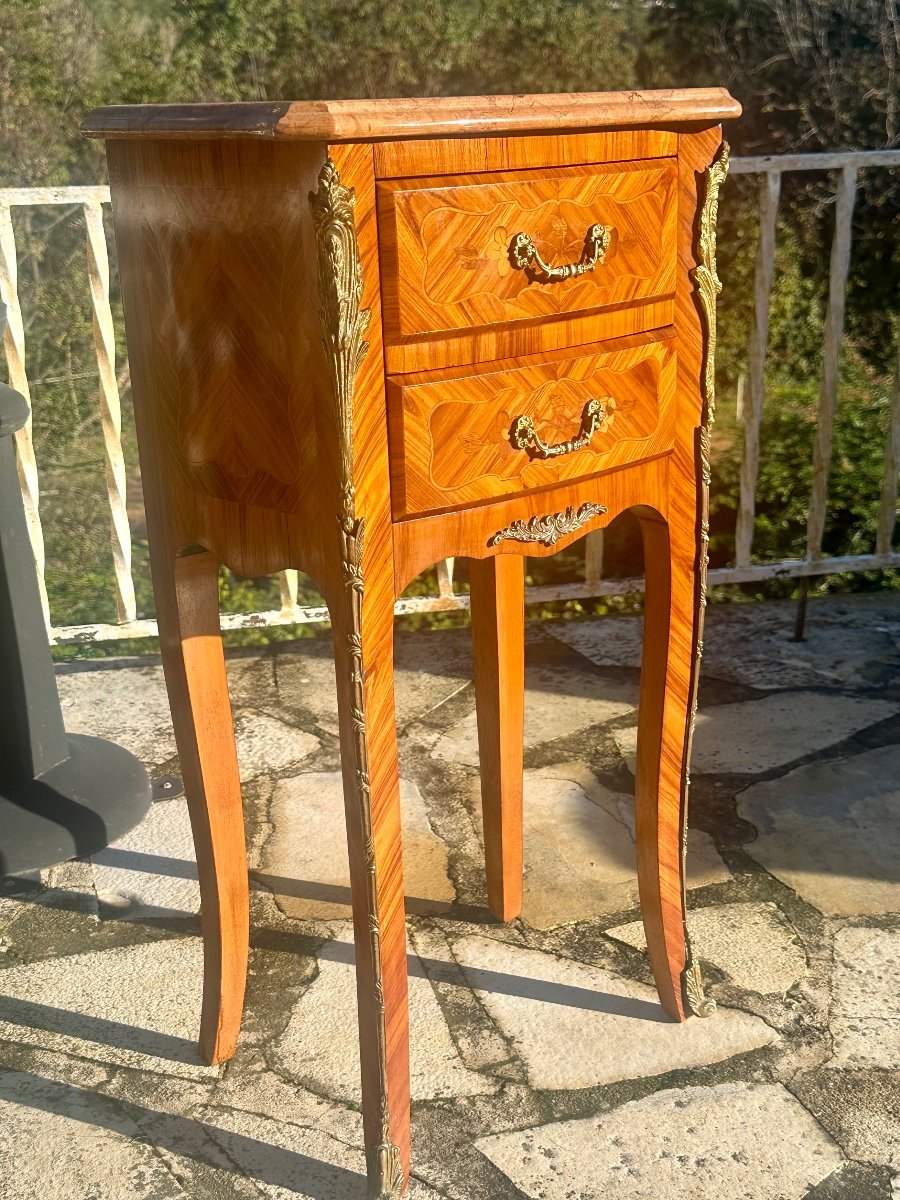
[1, 0, 897, 653]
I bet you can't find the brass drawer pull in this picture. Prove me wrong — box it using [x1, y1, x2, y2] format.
[489, 500, 607, 548]
[510, 223, 612, 282]
[510, 397, 609, 460]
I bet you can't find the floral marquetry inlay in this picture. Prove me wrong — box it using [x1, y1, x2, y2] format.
[389, 339, 677, 517]
[382, 160, 678, 338]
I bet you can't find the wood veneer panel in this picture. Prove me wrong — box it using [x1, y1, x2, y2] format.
[373, 129, 677, 179]
[382, 297, 674, 375]
[388, 338, 677, 517]
[106, 136, 333, 581]
[632, 125, 725, 1023]
[378, 159, 677, 342]
[83, 88, 741, 142]
[313, 141, 412, 1188]
[392, 457, 669, 594]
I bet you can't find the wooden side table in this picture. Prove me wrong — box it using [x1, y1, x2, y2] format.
[83, 88, 740, 1198]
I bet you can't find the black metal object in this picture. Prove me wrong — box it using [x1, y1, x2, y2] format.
[0, 369, 152, 874]
[152, 776, 185, 802]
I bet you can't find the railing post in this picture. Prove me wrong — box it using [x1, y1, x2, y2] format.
[84, 200, 137, 623]
[583, 529, 604, 588]
[278, 568, 299, 617]
[735, 170, 781, 569]
[436, 557, 456, 599]
[797, 164, 857, 639]
[0, 205, 50, 629]
[806, 166, 857, 560]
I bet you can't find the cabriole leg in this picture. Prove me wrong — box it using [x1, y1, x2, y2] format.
[330, 524, 410, 1198]
[156, 548, 249, 1063]
[635, 512, 715, 1022]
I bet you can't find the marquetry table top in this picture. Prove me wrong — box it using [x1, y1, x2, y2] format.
[81, 88, 741, 143]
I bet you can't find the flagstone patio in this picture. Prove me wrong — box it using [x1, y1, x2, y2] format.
[1, 590, 899, 1199]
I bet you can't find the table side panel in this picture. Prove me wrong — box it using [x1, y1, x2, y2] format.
[106, 137, 335, 577]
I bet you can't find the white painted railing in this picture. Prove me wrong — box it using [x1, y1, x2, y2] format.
[2, 150, 899, 645]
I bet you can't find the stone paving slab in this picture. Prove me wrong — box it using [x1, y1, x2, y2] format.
[89, 797, 200, 920]
[270, 631, 474, 737]
[2, 593, 895, 1199]
[793, 1068, 900, 1174]
[601, 782, 731, 889]
[451, 935, 776, 1090]
[737, 745, 900, 916]
[57, 662, 177, 767]
[261, 772, 454, 922]
[516, 764, 730, 929]
[0, 1068, 190, 1200]
[41, 857, 98, 917]
[519, 765, 639, 927]
[549, 593, 900, 690]
[212, 1050, 351, 1140]
[194, 1103, 445, 1200]
[0, 937, 216, 1080]
[275, 926, 496, 1104]
[614, 691, 898, 776]
[475, 1082, 845, 1200]
[432, 659, 636, 766]
[829, 926, 900, 1070]
[608, 903, 807, 995]
[234, 713, 320, 781]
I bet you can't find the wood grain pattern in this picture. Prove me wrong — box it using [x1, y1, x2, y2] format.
[378, 160, 677, 342]
[388, 338, 676, 517]
[310, 142, 411, 1193]
[106, 137, 334, 582]
[92, 93, 737, 1191]
[105, 132, 412, 1194]
[383, 295, 674, 375]
[83, 88, 741, 142]
[393, 458, 669, 593]
[165, 549, 249, 1063]
[373, 129, 677, 179]
[134, 190, 313, 514]
[633, 126, 724, 1023]
[470, 555, 525, 922]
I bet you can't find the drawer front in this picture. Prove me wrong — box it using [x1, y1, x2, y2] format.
[378, 159, 677, 346]
[388, 338, 676, 518]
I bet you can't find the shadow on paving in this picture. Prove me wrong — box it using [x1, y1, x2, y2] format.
[0, 1069, 365, 1199]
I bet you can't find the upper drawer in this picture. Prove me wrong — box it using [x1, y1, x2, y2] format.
[377, 158, 677, 349]
[387, 335, 676, 519]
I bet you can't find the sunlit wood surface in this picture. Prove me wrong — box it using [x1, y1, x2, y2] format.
[89, 88, 738, 1195]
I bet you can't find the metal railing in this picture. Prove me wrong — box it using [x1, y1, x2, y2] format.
[1, 149, 899, 645]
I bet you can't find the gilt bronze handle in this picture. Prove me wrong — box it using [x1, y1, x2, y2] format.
[509, 223, 612, 282]
[510, 397, 609, 460]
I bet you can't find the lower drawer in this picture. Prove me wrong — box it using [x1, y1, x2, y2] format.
[387, 336, 676, 518]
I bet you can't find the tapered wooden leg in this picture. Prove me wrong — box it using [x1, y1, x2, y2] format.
[329, 525, 410, 1197]
[635, 511, 712, 1023]
[155, 548, 249, 1063]
[469, 554, 525, 922]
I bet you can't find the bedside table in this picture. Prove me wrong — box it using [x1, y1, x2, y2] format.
[83, 88, 740, 1198]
